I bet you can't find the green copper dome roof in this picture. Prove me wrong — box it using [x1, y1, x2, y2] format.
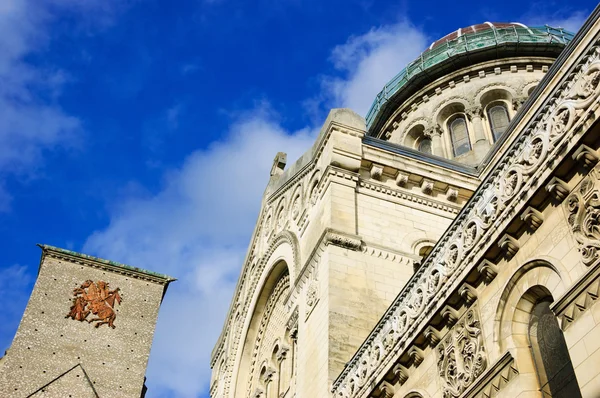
[365, 23, 574, 135]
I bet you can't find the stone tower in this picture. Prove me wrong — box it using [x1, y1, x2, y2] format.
[0, 245, 174, 398]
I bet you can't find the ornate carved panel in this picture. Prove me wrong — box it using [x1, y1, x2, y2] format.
[66, 280, 122, 329]
[565, 164, 600, 266]
[436, 308, 487, 398]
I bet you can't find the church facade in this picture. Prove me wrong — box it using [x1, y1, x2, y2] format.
[211, 7, 600, 398]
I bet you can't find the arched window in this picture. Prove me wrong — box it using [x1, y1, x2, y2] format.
[419, 245, 433, 257]
[488, 104, 510, 141]
[529, 300, 581, 397]
[417, 137, 432, 154]
[448, 116, 471, 156]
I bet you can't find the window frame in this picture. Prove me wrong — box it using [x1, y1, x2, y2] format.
[447, 114, 472, 157]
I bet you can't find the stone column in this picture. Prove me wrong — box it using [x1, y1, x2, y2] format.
[465, 106, 487, 144]
[424, 125, 444, 157]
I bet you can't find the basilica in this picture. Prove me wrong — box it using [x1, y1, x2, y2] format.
[2, 6, 600, 398]
[211, 7, 600, 398]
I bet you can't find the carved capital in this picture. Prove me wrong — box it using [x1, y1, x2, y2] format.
[392, 363, 409, 385]
[261, 367, 276, 384]
[276, 346, 290, 362]
[253, 387, 265, 398]
[424, 325, 442, 347]
[408, 346, 424, 367]
[459, 282, 478, 305]
[395, 171, 409, 187]
[465, 106, 483, 120]
[441, 305, 459, 327]
[424, 125, 442, 138]
[477, 260, 499, 284]
[521, 206, 544, 230]
[370, 163, 384, 181]
[572, 144, 599, 168]
[421, 179, 434, 195]
[498, 234, 520, 258]
[512, 97, 527, 111]
[546, 176, 570, 201]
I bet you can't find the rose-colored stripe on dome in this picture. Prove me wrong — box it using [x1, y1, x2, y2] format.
[428, 22, 527, 50]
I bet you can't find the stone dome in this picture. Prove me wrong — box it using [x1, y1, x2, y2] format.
[366, 23, 574, 135]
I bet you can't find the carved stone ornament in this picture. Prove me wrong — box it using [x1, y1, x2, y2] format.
[421, 179, 434, 195]
[465, 105, 483, 120]
[436, 308, 487, 398]
[395, 171, 409, 187]
[311, 40, 600, 398]
[66, 280, 122, 329]
[446, 186, 459, 202]
[291, 195, 301, 221]
[565, 164, 600, 266]
[370, 163, 384, 181]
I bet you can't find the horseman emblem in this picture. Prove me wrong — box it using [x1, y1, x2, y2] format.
[66, 280, 122, 329]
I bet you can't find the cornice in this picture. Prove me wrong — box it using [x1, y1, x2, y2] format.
[38, 244, 175, 285]
[358, 179, 460, 215]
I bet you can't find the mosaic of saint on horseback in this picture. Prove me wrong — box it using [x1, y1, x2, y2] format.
[66, 280, 122, 329]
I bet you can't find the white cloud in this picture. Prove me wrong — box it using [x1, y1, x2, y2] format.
[82, 17, 431, 397]
[320, 21, 428, 116]
[0, 0, 128, 209]
[83, 105, 316, 397]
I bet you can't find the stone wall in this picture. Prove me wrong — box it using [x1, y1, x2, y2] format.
[0, 247, 173, 398]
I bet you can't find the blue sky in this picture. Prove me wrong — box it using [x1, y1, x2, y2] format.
[0, 0, 595, 397]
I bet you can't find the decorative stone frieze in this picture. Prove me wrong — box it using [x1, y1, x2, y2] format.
[332, 36, 600, 398]
[573, 144, 600, 168]
[565, 164, 600, 266]
[552, 262, 600, 330]
[436, 308, 487, 398]
[461, 351, 518, 398]
[324, 230, 362, 251]
[521, 206, 544, 230]
[546, 176, 570, 201]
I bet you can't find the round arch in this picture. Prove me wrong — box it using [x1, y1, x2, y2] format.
[228, 233, 300, 397]
[492, 258, 571, 394]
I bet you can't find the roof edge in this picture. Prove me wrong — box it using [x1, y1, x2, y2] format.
[37, 244, 176, 284]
